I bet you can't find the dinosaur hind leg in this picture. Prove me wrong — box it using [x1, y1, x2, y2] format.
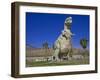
[53, 49, 60, 61]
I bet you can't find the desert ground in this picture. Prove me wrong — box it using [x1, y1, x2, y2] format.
[26, 47, 89, 67]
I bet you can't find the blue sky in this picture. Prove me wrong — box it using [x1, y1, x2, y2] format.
[26, 12, 89, 48]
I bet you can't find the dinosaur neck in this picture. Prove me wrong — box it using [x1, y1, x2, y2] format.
[64, 24, 71, 30]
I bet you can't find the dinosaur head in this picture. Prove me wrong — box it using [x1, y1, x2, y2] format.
[64, 17, 72, 29]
